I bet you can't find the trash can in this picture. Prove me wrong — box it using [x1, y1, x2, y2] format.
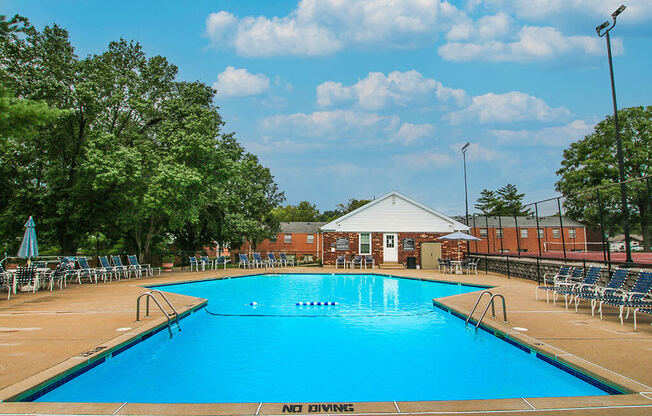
[406, 256, 417, 269]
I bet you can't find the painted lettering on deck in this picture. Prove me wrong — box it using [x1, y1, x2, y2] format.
[281, 404, 355, 413]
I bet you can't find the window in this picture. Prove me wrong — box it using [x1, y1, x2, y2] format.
[359, 233, 371, 255]
[520, 229, 528, 238]
[480, 228, 488, 237]
[538, 228, 544, 238]
[270, 235, 277, 243]
[552, 228, 560, 238]
[336, 238, 349, 250]
[402, 238, 415, 250]
[284, 234, 292, 243]
[499, 249, 509, 253]
[307, 234, 314, 244]
[496, 228, 503, 238]
[568, 228, 576, 238]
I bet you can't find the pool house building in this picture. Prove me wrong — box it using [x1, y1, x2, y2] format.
[320, 191, 469, 268]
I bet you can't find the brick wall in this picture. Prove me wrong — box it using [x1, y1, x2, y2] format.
[322, 232, 460, 266]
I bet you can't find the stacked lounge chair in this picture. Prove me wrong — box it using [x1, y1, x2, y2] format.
[554, 266, 604, 310]
[535, 266, 582, 304]
[597, 270, 652, 324]
[572, 268, 629, 315]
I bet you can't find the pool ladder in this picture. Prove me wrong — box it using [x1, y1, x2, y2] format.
[136, 289, 181, 338]
[465, 290, 507, 329]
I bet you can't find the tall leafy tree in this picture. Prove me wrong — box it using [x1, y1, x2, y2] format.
[556, 106, 651, 251]
[272, 201, 321, 222]
[474, 185, 531, 216]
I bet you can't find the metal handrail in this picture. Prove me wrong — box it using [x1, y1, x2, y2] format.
[475, 294, 507, 328]
[136, 290, 181, 337]
[465, 290, 494, 324]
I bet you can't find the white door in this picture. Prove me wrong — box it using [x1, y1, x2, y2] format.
[383, 233, 398, 262]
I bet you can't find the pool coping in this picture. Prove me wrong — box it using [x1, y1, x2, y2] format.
[1, 271, 651, 415]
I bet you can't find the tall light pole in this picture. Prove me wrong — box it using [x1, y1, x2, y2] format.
[596, 4, 633, 264]
[462, 142, 470, 254]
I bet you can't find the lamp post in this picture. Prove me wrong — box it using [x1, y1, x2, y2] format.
[596, 4, 633, 264]
[462, 142, 470, 254]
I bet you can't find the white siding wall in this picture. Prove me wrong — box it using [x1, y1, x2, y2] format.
[325, 194, 459, 233]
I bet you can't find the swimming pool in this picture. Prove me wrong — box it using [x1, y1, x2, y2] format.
[36, 273, 613, 403]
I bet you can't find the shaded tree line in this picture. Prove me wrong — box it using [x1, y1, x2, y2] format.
[272, 199, 371, 223]
[0, 15, 284, 259]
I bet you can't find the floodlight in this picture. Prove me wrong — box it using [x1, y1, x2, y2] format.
[612, 5, 626, 18]
[596, 21, 610, 34]
[461, 142, 470, 152]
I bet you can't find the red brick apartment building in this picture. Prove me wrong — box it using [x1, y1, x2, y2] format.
[242, 222, 325, 262]
[320, 191, 469, 268]
[467, 215, 591, 255]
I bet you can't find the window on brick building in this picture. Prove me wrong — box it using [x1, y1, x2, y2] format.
[307, 234, 314, 244]
[496, 228, 503, 238]
[270, 235, 277, 243]
[480, 228, 488, 237]
[520, 229, 528, 238]
[336, 238, 349, 250]
[402, 238, 415, 250]
[359, 233, 371, 255]
[284, 234, 292, 243]
[538, 228, 544, 238]
[552, 229, 560, 238]
[568, 228, 576, 238]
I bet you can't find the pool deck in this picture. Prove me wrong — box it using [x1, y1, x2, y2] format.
[0, 267, 651, 415]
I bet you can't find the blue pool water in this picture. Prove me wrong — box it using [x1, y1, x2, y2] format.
[37, 274, 609, 403]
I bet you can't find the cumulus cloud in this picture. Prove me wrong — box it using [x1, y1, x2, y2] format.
[317, 70, 468, 110]
[447, 91, 570, 124]
[439, 25, 617, 63]
[205, 0, 464, 57]
[392, 123, 436, 145]
[213, 67, 270, 98]
[491, 119, 593, 146]
[392, 150, 455, 170]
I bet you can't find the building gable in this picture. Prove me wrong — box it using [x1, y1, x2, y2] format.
[321, 191, 468, 233]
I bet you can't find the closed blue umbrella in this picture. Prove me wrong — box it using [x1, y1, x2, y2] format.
[18, 216, 39, 265]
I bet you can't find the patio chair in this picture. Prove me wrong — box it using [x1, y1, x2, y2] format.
[48, 262, 71, 290]
[598, 270, 652, 324]
[215, 255, 230, 270]
[279, 253, 295, 267]
[555, 266, 603, 310]
[633, 298, 652, 330]
[535, 266, 578, 303]
[98, 256, 119, 281]
[351, 255, 363, 269]
[252, 253, 269, 268]
[12, 266, 37, 294]
[111, 255, 131, 279]
[200, 256, 214, 271]
[363, 255, 374, 269]
[437, 258, 451, 274]
[460, 259, 471, 274]
[267, 252, 281, 267]
[335, 255, 347, 269]
[572, 268, 630, 316]
[468, 258, 479, 275]
[0, 264, 13, 299]
[189, 256, 202, 272]
[238, 254, 252, 269]
[77, 257, 98, 284]
[128, 255, 159, 277]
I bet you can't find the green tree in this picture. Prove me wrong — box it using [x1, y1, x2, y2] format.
[272, 201, 321, 222]
[556, 106, 651, 251]
[474, 185, 531, 216]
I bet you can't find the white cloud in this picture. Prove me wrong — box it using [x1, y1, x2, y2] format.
[447, 91, 570, 124]
[205, 0, 465, 57]
[392, 150, 455, 170]
[491, 119, 593, 146]
[317, 70, 468, 110]
[449, 142, 503, 162]
[439, 25, 617, 63]
[392, 123, 436, 145]
[213, 67, 270, 98]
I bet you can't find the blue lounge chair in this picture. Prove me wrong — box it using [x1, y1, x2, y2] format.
[351, 255, 363, 269]
[572, 268, 629, 315]
[279, 253, 294, 267]
[555, 266, 603, 310]
[239, 254, 252, 269]
[252, 253, 268, 268]
[128, 255, 159, 277]
[200, 256, 214, 271]
[1, 264, 14, 298]
[363, 255, 374, 269]
[535, 266, 580, 303]
[267, 252, 280, 267]
[189, 256, 202, 272]
[598, 270, 652, 324]
[335, 255, 347, 269]
[633, 298, 652, 330]
[47, 263, 70, 291]
[215, 255, 230, 270]
[111, 255, 131, 278]
[77, 257, 98, 284]
[98, 256, 119, 281]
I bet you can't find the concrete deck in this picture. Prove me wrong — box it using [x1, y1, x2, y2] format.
[0, 267, 651, 415]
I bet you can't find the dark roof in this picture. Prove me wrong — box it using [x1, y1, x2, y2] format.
[456, 215, 586, 228]
[279, 222, 326, 233]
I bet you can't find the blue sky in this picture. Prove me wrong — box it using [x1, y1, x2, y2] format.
[3, 0, 651, 215]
